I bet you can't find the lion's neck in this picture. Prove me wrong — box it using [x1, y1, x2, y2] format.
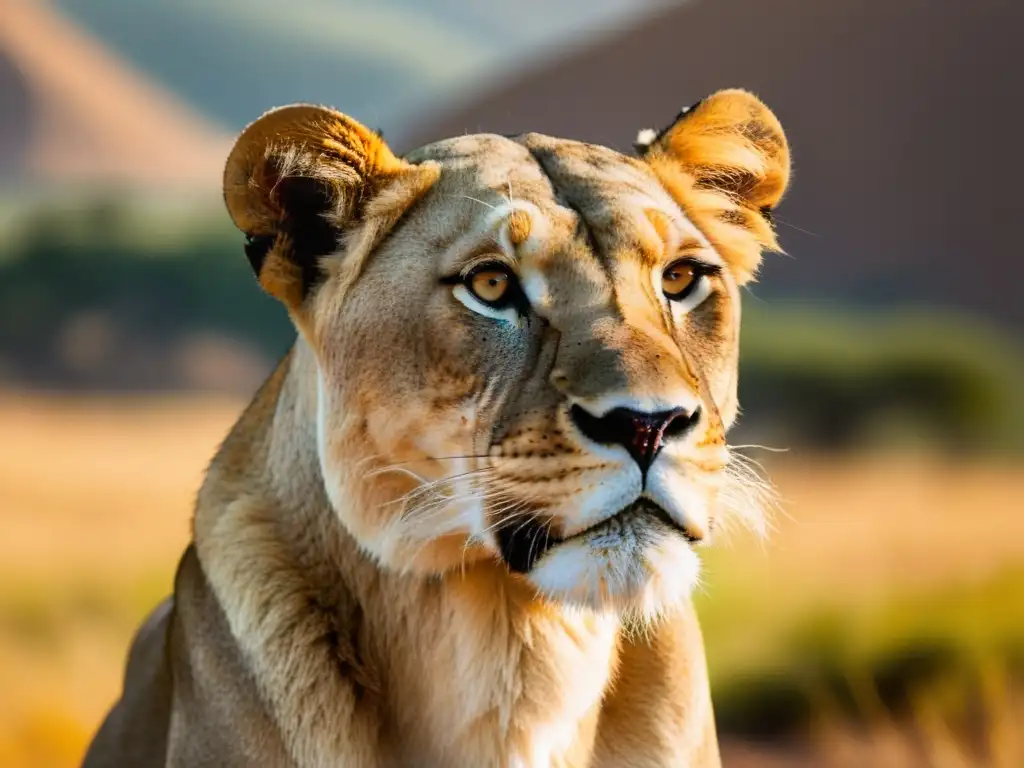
[195, 343, 622, 766]
[368, 562, 621, 764]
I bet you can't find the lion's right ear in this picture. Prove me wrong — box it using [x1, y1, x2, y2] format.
[223, 104, 434, 309]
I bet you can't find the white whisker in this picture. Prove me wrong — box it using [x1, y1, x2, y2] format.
[444, 193, 498, 211]
[710, 445, 786, 541]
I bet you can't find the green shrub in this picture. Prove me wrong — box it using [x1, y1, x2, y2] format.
[739, 305, 1024, 453]
[703, 568, 1024, 740]
[0, 194, 293, 385]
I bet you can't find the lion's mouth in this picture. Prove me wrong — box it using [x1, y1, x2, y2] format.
[496, 499, 700, 574]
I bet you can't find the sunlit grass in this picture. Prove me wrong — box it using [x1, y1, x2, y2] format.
[703, 568, 1024, 748]
[698, 456, 1024, 767]
[1, 395, 1022, 767]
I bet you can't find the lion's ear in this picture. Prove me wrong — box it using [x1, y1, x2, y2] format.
[635, 89, 790, 213]
[635, 89, 791, 283]
[223, 104, 422, 308]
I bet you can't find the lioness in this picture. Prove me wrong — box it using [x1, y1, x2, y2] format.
[83, 88, 789, 767]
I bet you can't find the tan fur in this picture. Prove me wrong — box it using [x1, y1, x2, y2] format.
[644, 89, 790, 284]
[85, 90, 790, 767]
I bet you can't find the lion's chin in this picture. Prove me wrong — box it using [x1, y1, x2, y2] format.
[525, 527, 700, 618]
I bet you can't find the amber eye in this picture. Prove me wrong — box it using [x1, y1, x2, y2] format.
[662, 259, 700, 299]
[467, 264, 514, 306]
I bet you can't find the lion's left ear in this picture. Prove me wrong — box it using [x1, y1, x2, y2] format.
[223, 104, 435, 310]
[635, 89, 791, 282]
[635, 88, 790, 214]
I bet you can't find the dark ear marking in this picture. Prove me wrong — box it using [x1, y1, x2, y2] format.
[242, 175, 340, 298]
[273, 175, 340, 297]
[674, 99, 704, 123]
[634, 99, 704, 157]
[244, 233, 276, 275]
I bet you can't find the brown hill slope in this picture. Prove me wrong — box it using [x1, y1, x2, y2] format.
[0, 0, 230, 190]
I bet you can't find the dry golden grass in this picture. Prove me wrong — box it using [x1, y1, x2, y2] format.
[740, 457, 1024, 594]
[698, 454, 1024, 653]
[0, 393, 1021, 767]
[0, 393, 238, 768]
[723, 668, 1024, 768]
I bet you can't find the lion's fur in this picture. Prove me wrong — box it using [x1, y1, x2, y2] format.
[84, 89, 789, 767]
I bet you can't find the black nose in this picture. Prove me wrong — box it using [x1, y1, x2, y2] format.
[570, 404, 701, 474]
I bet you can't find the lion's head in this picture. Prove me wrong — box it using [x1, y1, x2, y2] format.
[223, 89, 790, 616]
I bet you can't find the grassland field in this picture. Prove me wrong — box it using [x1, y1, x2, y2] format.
[1, 394, 1021, 767]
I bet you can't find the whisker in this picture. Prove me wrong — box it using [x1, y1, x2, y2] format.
[403, 489, 526, 569]
[772, 215, 820, 237]
[393, 477, 539, 541]
[714, 448, 785, 540]
[726, 450, 774, 479]
[370, 465, 432, 486]
[444, 193, 498, 211]
[382, 467, 490, 505]
[476, 507, 532, 539]
[370, 453, 496, 471]
[459, 501, 532, 573]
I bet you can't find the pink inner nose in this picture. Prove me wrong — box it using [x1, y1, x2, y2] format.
[570, 405, 700, 475]
[625, 414, 666, 466]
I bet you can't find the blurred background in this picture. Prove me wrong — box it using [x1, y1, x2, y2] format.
[0, 0, 1020, 766]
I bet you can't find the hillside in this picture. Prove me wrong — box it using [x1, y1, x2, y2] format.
[52, 0, 678, 145]
[0, 0, 230, 189]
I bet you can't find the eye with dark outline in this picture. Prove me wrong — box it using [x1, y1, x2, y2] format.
[442, 260, 529, 324]
[661, 258, 720, 302]
[465, 262, 517, 308]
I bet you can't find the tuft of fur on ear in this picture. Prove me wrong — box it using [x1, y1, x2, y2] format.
[223, 104, 420, 308]
[637, 89, 791, 284]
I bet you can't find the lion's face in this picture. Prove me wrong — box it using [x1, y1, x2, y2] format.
[224, 90, 790, 615]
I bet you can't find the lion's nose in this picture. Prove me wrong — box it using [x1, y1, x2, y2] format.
[570, 404, 701, 475]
